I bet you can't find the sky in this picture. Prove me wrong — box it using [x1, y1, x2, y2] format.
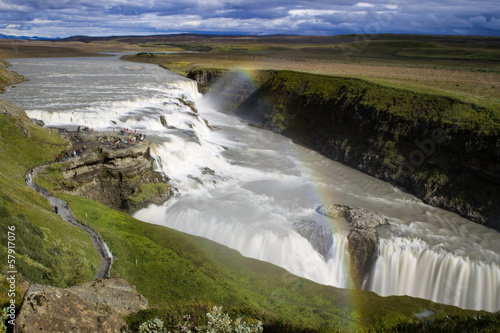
[1, 0, 499, 38]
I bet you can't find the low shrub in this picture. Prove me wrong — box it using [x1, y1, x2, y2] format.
[138, 306, 263, 333]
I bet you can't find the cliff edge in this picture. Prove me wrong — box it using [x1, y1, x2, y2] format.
[51, 130, 173, 213]
[232, 71, 500, 230]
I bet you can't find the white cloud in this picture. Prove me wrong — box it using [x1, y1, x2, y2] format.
[0, 0, 30, 12]
[289, 9, 340, 16]
[31, 18, 61, 24]
[355, 2, 375, 8]
[0, 0, 498, 38]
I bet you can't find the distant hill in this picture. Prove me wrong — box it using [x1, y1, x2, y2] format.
[57, 33, 500, 48]
[0, 33, 59, 41]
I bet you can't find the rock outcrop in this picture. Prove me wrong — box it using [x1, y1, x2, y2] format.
[14, 280, 141, 333]
[58, 130, 172, 212]
[188, 68, 273, 114]
[67, 277, 148, 317]
[317, 204, 387, 289]
[187, 68, 227, 93]
[293, 220, 333, 258]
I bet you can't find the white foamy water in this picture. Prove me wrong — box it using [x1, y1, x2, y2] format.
[367, 236, 500, 312]
[4, 55, 500, 312]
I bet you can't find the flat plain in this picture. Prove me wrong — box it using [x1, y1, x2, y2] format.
[1, 35, 499, 111]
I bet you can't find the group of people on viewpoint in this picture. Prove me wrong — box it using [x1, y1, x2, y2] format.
[115, 128, 146, 149]
[55, 146, 86, 162]
[54, 126, 146, 162]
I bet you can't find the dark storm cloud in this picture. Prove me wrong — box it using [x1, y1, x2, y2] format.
[0, 0, 498, 38]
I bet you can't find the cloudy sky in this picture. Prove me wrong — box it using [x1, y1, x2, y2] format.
[1, 0, 499, 38]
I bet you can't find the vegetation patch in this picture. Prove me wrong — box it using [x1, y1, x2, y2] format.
[0, 99, 100, 299]
[126, 182, 172, 211]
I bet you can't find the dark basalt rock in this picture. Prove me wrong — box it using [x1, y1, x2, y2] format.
[293, 220, 333, 258]
[317, 204, 387, 289]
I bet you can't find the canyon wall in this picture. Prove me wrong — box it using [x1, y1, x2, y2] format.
[197, 69, 500, 230]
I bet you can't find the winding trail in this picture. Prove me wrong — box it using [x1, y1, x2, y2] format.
[26, 164, 112, 280]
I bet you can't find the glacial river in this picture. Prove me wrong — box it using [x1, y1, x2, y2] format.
[3, 54, 500, 312]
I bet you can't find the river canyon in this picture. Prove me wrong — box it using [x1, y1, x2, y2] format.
[3, 54, 499, 312]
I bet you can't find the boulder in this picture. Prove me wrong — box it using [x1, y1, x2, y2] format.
[15, 284, 130, 333]
[67, 277, 148, 317]
[316, 204, 387, 229]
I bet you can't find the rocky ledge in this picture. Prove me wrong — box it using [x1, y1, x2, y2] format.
[317, 204, 387, 289]
[57, 130, 172, 212]
[15, 277, 147, 333]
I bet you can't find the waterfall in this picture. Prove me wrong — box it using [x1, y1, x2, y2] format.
[136, 199, 350, 288]
[366, 237, 500, 312]
[5, 55, 500, 314]
[171, 80, 203, 100]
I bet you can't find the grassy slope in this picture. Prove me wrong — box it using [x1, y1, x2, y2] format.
[59, 193, 479, 332]
[263, 71, 500, 135]
[0, 99, 101, 308]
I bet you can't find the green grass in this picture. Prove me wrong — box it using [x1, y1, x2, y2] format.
[0, 99, 101, 308]
[126, 182, 172, 209]
[395, 312, 500, 332]
[262, 71, 500, 136]
[120, 34, 500, 113]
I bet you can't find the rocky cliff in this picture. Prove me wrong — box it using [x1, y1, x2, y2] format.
[295, 204, 387, 289]
[233, 71, 500, 230]
[188, 68, 273, 113]
[57, 131, 172, 212]
[316, 204, 387, 289]
[187, 68, 228, 93]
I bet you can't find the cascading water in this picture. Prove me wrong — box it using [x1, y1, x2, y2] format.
[3, 55, 500, 312]
[367, 237, 500, 311]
